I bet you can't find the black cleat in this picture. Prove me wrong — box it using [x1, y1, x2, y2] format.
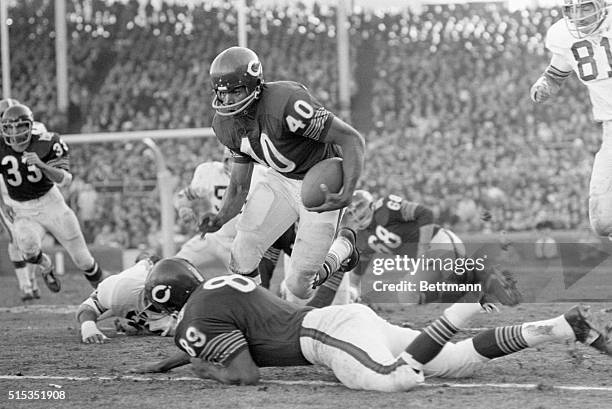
[564, 305, 612, 355]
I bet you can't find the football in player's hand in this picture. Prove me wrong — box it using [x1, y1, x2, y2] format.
[301, 157, 343, 208]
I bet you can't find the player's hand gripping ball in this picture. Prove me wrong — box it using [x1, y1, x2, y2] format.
[301, 158, 344, 208]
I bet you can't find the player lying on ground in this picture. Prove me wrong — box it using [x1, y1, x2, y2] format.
[77, 235, 359, 344]
[126, 260, 611, 392]
[0, 103, 107, 293]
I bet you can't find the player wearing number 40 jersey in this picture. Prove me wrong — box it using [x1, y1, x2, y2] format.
[199, 46, 365, 300]
[531, 0, 612, 237]
[130, 261, 612, 392]
[0, 103, 107, 293]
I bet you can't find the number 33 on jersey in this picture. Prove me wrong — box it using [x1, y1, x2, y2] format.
[0, 131, 69, 201]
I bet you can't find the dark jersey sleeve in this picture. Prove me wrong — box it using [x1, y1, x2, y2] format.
[43, 133, 70, 171]
[400, 200, 434, 227]
[175, 316, 248, 365]
[282, 85, 334, 142]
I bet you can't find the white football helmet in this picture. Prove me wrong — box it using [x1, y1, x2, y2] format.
[562, 0, 609, 38]
[345, 190, 374, 231]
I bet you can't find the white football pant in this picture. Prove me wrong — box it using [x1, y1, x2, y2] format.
[230, 169, 340, 299]
[9, 186, 95, 270]
[175, 216, 238, 278]
[300, 304, 487, 391]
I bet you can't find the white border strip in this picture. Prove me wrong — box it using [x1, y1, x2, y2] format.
[1, 375, 611, 392]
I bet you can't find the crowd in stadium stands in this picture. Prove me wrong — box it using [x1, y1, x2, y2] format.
[3, 0, 599, 247]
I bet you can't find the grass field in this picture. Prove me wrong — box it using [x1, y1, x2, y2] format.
[1, 271, 612, 409]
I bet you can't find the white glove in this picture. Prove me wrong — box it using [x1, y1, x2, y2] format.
[530, 76, 559, 103]
[81, 321, 108, 344]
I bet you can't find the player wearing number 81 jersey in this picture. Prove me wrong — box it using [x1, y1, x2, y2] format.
[531, 0, 612, 237]
[0, 104, 106, 292]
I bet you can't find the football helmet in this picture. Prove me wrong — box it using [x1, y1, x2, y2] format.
[562, 0, 609, 38]
[0, 98, 19, 116]
[345, 190, 375, 231]
[210, 46, 263, 116]
[144, 258, 205, 313]
[1, 104, 33, 152]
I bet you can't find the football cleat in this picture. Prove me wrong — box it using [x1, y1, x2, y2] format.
[21, 290, 35, 301]
[564, 305, 612, 355]
[474, 265, 522, 306]
[312, 227, 360, 289]
[38, 254, 60, 293]
[338, 227, 360, 273]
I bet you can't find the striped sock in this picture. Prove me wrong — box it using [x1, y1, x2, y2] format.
[472, 325, 529, 359]
[307, 271, 346, 308]
[405, 316, 459, 364]
[84, 261, 102, 282]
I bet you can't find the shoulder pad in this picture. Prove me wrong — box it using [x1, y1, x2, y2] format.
[545, 19, 573, 54]
[31, 121, 48, 135]
[373, 198, 384, 210]
[37, 132, 55, 142]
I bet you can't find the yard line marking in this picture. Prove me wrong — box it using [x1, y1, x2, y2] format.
[1, 375, 611, 392]
[0, 305, 79, 313]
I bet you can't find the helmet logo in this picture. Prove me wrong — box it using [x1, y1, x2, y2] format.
[247, 60, 261, 77]
[152, 285, 171, 303]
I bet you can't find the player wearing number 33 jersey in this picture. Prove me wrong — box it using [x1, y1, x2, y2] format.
[204, 46, 365, 300]
[0, 103, 106, 291]
[531, 0, 612, 237]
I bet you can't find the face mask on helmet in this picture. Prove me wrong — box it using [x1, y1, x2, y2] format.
[210, 46, 263, 116]
[562, 0, 608, 38]
[345, 190, 374, 230]
[1, 104, 33, 152]
[144, 258, 206, 314]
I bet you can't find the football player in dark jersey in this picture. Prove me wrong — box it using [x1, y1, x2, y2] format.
[0, 98, 41, 301]
[341, 190, 520, 305]
[0, 103, 107, 292]
[198, 46, 365, 301]
[130, 260, 611, 391]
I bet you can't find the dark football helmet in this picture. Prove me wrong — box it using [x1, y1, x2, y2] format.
[144, 257, 205, 313]
[0, 98, 20, 116]
[1, 104, 34, 152]
[210, 46, 263, 116]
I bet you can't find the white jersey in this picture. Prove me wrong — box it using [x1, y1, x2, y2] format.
[85, 259, 152, 320]
[186, 162, 268, 213]
[546, 18, 612, 121]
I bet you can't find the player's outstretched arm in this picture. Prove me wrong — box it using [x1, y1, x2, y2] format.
[128, 351, 191, 374]
[308, 117, 365, 213]
[190, 349, 260, 385]
[530, 53, 572, 104]
[76, 303, 108, 344]
[199, 161, 253, 237]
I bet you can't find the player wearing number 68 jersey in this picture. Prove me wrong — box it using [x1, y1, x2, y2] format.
[531, 0, 612, 237]
[339, 190, 520, 305]
[201, 46, 365, 301]
[0, 103, 106, 293]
